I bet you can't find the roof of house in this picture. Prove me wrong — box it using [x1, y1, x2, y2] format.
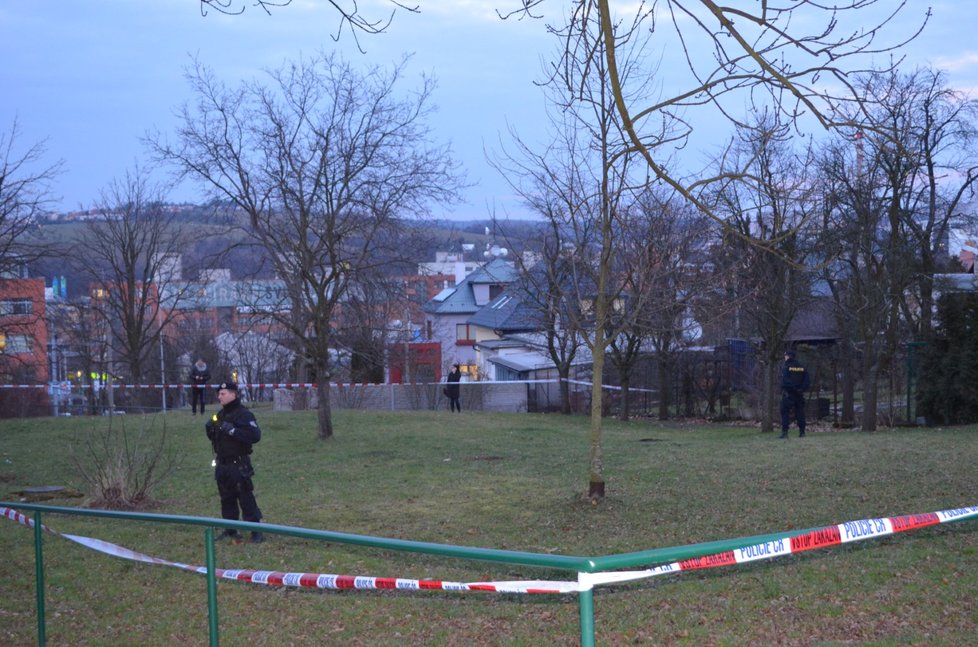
[480, 334, 595, 373]
[467, 289, 541, 333]
[786, 297, 840, 342]
[486, 350, 556, 373]
[421, 258, 518, 315]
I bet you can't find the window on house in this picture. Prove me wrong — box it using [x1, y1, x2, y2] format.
[0, 299, 32, 316]
[2, 335, 33, 354]
[455, 323, 476, 345]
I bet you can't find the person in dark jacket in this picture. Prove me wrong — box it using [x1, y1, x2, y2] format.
[446, 363, 462, 413]
[779, 350, 811, 438]
[190, 358, 211, 415]
[205, 380, 264, 543]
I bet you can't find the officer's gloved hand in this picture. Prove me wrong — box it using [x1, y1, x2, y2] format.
[220, 420, 236, 437]
[205, 414, 219, 440]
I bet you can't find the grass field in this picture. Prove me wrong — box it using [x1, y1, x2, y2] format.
[1, 408, 977, 646]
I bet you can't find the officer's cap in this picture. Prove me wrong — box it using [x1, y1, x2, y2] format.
[218, 380, 238, 391]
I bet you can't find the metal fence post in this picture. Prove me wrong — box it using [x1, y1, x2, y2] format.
[33, 511, 46, 646]
[205, 527, 219, 646]
[578, 586, 595, 647]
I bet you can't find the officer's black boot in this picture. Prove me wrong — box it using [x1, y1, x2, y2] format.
[250, 531, 264, 544]
[798, 429, 806, 438]
[217, 529, 241, 541]
[778, 430, 788, 439]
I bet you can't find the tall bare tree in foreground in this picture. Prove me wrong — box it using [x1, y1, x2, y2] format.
[201, 0, 921, 488]
[540, 1, 918, 496]
[152, 53, 461, 439]
[200, 0, 420, 50]
[555, 2, 919, 215]
[496, 3, 654, 498]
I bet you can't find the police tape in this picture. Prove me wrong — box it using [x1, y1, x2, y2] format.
[3, 504, 977, 595]
[0, 382, 360, 390]
[1, 379, 571, 390]
[578, 505, 978, 590]
[0, 507, 577, 594]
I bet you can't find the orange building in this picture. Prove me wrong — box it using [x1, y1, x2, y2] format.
[0, 278, 49, 416]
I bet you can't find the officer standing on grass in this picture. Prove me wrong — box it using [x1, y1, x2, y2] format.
[189, 358, 211, 415]
[446, 363, 462, 413]
[779, 350, 810, 439]
[205, 379, 264, 543]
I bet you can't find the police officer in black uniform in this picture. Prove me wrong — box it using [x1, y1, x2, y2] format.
[190, 358, 211, 416]
[205, 379, 264, 543]
[779, 350, 811, 439]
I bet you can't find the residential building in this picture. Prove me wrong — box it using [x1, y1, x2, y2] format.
[420, 257, 519, 379]
[418, 248, 480, 284]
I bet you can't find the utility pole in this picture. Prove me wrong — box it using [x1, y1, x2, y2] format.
[160, 333, 167, 413]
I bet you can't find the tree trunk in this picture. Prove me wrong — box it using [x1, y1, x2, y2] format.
[761, 358, 776, 433]
[589, 331, 607, 500]
[294, 362, 309, 410]
[559, 367, 572, 414]
[840, 343, 856, 425]
[656, 354, 672, 420]
[861, 346, 879, 431]
[588, 344, 604, 499]
[317, 379, 334, 439]
[618, 375, 631, 421]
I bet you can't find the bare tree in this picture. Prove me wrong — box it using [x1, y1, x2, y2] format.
[0, 119, 63, 277]
[492, 0, 915, 499]
[612, 189, 713, 421]
[493, 122, 595, 416]
[74, 168, 191, 410]
[152, 52, 462, 439]
[812, 67, 978, 430]
[817, 131, 892, 431]
[708, 118, 822, 432]
[200, 0, 420, 50]
[544, 2, 922, 218]
[495, 3, 657, 499]
[505, 218, 587, 415]
[201, 1, 920, 220]
[854, 68, 978, 340]
[338, 272, 410, 384]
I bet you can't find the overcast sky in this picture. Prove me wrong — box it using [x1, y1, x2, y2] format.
[3, 1, 978, 220]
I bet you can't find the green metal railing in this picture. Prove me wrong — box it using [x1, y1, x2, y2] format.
[0, 502, 923, 646]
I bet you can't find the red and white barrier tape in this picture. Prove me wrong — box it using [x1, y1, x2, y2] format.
[578, 505, 978, 589]
[0, 378, 599, 391]
[0, 507, 577, 594]
[0, 382, 376, 390]
[3, 504, 976, 594]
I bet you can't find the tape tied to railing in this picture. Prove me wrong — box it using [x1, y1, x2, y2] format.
[2, 505, 976, 595]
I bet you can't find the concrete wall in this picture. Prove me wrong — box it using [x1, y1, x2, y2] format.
[273, 382, 529, 413]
